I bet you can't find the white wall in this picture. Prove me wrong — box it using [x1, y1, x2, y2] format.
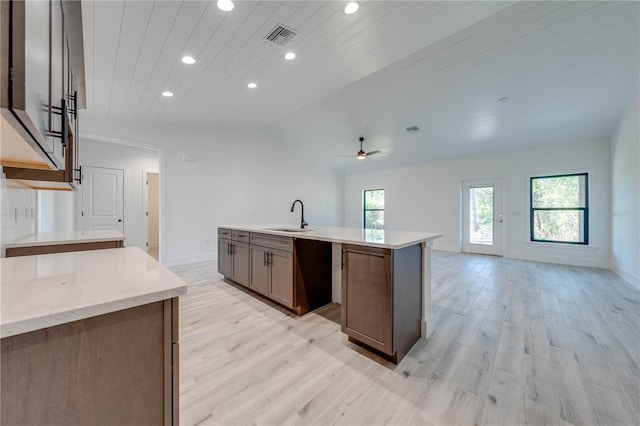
[147, 173, 159, 248]
[80, 121, 343, 266]
[610, 84, 639, 288]
[78, 138, 159, 251]
[345, 140, 612, 268]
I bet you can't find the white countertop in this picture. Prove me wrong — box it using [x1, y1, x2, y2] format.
[220, 224, 442, 249]
[1, 247, 187, 338]
[3, 230, 126, 249]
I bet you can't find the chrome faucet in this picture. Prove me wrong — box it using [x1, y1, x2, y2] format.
[290, 200, 308, 229]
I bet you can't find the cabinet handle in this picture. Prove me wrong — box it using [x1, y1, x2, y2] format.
[263, 251, 267, 266]
[48, 99, 68, 147]
[227, 243, 231, 255]
[341, 249, 345, 270]
[74, 165, 82, 185]
[66, 91, 78, 119]
[230, 244, 234, 255]
[266, 252, 271, 266]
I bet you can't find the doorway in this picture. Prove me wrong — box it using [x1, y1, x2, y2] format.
[144, 171, 160, 260]
[462, 178, 503, 256]
[81, 166, 124, 233]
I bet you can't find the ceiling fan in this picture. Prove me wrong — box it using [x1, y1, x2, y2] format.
[341, 137, 380, 160]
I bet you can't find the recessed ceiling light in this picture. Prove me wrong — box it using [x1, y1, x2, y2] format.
[162, 91, 174, 97]
[284, 52, 296, 60]
[247, 82, 257, 89]
[498, 96, 510, 103]
[181, 56, 196, 64]
[217, 0, 234, 12]
[344, 2, 359, 15]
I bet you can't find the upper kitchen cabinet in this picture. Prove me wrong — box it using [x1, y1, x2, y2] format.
[1, 0, 85, 189]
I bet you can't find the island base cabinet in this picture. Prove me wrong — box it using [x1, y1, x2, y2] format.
[1, 299, 180, 426]
[341, 245, 393, 355]
[231, 242, 250, 286]
[341, 243, 422, 364]
[250, 245, 271, 296]
[250, 245, 294, 307]
[218, 238, 233, 277]
[268, 248, 294, 307]
[218, 229, 250, 287]
[219, 229, 332, 315]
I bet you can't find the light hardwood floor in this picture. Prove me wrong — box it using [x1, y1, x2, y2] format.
[171, 251, 640, 425]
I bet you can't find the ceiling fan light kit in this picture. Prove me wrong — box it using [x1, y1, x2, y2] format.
[350, 137, 380, 160]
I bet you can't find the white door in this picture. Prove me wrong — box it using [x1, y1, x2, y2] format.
[462, 178, 503, 256]
[81, 166, 124, 233]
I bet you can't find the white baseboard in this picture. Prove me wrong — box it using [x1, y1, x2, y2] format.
[164, 252, 216, 267]
[506, 250, 611, 269]
[432, 244, 460, 253]
[610, 263, 640, 290]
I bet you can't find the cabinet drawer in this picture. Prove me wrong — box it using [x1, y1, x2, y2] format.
[250, 233, 293, 252]
[218, 228, 232, 239]
[231, 230, 249, 242]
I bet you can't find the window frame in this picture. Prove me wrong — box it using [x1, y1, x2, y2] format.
[529, 172, 589, 245]
[363, 189, 385, 230]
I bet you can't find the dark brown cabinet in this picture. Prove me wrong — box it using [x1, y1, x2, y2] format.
[218, 229, 250, 287]
[219, 229, 332, 315]
[250, 245, 294, 307]
[249, 233, 294, 307]
[341, 243, 422, 363]
[1, 0, 84, 189]
[1, 298, 180, 425]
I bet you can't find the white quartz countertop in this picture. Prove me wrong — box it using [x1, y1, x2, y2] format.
[1, 247, 187, 338]
[3, 230, 126, 249]
[220, 224, 442, 249]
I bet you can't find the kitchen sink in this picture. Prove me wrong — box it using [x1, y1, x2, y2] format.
[265, 227, 313, 233]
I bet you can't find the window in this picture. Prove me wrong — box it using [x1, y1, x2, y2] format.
[530, 173, 588, 244]
[363, 189, 384, 229]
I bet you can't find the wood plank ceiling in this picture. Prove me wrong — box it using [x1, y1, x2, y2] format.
[82, 1, 639, 171]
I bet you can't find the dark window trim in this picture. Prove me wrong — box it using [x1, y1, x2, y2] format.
[530, 173, 589, 245]
[363, 189, 384, 230]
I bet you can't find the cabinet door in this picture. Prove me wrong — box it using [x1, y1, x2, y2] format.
[49, 0, 66, 167]
[15, 0, 57, 160]
[268, 248, 294, 308]
[231, 242, 250, 287]
[250, 246, 270, 296]
[341, 244, 393, 355]
[217, 239, 232, 277]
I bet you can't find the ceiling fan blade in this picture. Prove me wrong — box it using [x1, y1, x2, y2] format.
[366, 150, 380, 156]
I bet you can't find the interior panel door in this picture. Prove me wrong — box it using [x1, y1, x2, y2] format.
[81, 166, 124, 233]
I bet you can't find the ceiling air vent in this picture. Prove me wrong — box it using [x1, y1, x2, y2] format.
[265, 24, 298, 46]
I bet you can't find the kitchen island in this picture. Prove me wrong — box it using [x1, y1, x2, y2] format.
[219, 225, 442, 363]
[1, 247, 187, 425]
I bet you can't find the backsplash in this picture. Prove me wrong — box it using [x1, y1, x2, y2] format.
[1, 184, 37, 241]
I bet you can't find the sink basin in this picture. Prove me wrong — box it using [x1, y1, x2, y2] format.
[265, 227, 313, 233]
